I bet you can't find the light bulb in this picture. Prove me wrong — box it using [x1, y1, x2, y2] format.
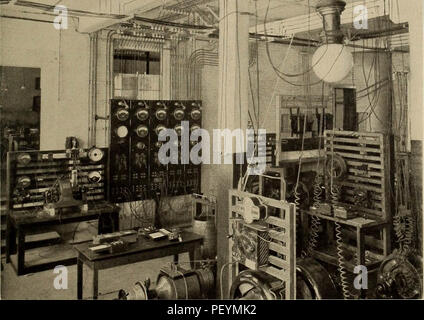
[312, 44, 353, 83]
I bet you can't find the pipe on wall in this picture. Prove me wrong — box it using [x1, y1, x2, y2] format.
[88, 32, 99, 147]
[105, 30, 117, 146]
[87, 33, 93, 146]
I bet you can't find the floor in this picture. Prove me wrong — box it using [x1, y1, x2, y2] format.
[1, 249, 190, 300]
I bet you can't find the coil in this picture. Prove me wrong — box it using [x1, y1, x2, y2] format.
[330, 184, 340, 205]
[301, 175, 322, 258]
[335, 222, 352, 300]
[393, 214, 415, 254]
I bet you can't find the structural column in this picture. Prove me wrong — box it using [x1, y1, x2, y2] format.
[215, 0, 250, 298]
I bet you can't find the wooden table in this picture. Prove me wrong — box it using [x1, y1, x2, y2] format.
[5, 202, 120, 275]
[74, 231, 203, 300]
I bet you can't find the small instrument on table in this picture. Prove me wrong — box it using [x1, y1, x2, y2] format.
[44, 178, 84, 216]
[90, 230, 138, 254]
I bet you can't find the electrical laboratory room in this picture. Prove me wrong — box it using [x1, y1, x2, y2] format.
[0, 0, 422, 301]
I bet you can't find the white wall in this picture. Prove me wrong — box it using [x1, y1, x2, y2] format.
[0, 18, 90, 150]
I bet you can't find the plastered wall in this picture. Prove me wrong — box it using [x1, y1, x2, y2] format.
[0, 18, 90, 150]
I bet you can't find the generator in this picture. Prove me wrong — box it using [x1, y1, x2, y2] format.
[118, 265, 215, 300]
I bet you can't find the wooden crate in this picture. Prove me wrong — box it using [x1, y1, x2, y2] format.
[228, 189, 296, 299]
[324, 130, 392, 222]
[6, 148, 109, 211]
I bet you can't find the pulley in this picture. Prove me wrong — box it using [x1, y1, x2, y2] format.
[325, 153, 347, 181]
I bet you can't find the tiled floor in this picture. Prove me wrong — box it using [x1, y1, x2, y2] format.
[1, 253, 190, 300]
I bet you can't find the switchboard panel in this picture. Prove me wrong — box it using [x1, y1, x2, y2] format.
[109, 99, 202, 202]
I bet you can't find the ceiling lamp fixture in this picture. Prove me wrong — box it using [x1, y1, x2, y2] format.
[312, 0, 353, 83]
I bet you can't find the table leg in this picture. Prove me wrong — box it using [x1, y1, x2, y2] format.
[189, 248, 196, 269]
[93, 268, 98, 300]
[77, 257, 83, 300]
[112, 212, 119, 232]
[5, 215, 16, 263]
[17, 228, 25, 275]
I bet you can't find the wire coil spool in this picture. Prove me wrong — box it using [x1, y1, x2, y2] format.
[325, 153, 347, 181]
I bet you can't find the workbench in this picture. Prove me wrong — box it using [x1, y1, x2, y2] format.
[73, 231, 203, 300]
[5, 202, 120, 275]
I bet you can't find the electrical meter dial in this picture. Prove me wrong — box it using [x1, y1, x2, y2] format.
[174, 125, 183, 136]
[155, 124, 166, 136]
[135, 125, 149, 138]
[136, 142, 146, 150]
[88, 148, 104, 162]
[190, 125, 200, 134]
[156, 109, 167, 121]
[173, 108, 185, 121]
[136, 109, 149, 121]
[190, 108, 201, 120]
[116, 126, 129, 138]
[116, 108, 129, 121]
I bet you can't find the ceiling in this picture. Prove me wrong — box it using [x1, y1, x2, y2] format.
[0, 0, 378, 23]
[0, 0, 410, 42]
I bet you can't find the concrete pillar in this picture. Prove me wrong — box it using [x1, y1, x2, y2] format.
[215, 0, 250, 298]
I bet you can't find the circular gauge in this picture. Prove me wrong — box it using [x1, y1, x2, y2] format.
[156, 109, 167, 121]
[116, 108, 129, 121]
[116, 126, 129, 138]
[173, 109, 185, 121]
[88, 148, 104, 162]
[136, 142, 146, 150]
[155, 124, 166, 136]
[17, 153, 31, 165]
[190, 125, 200, 133]
[174, 125, 182, 136]
[88, 171, 102, 183]
[17, 176, 31, 188]
[135, 125, 148, 138]
[136, 108, 149, 121]
[190, 108, 201, 120]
